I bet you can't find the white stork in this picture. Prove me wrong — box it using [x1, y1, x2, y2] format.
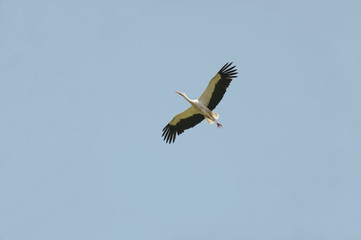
[162, 62, 237, 143]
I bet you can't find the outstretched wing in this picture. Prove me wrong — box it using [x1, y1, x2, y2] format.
[198, 62, 238, 110]
[162, 107, 204, 144]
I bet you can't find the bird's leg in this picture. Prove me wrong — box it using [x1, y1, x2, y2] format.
[213, 116, 222, 128]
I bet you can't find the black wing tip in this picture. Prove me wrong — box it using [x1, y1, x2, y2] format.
[162, 124, 177, 144]
[219, 62, 238, 79]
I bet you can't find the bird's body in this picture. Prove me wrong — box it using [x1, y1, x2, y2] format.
[177, 96, 222, 127]
[162, 62, 237, 143]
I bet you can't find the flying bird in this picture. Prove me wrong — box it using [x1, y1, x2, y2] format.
[162, 62, 238, 143]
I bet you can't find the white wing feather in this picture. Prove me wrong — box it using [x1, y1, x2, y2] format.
[169, 106, 199, 125]
[198, 73, 222, 106]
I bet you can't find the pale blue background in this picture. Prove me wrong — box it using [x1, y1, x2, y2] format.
[1, 1, 361, 239]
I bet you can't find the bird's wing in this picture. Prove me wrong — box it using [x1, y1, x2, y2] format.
[162, 107, 205, 144]
[198, 62, 238, 110]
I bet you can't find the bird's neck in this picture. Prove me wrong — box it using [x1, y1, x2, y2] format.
[181, 94, 194, 104]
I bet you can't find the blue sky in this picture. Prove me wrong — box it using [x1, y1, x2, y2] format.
[1, 0, 361, 239]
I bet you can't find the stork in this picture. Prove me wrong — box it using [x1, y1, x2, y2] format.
[162, 62, 237, 143]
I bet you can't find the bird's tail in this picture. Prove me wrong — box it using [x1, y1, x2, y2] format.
[212, 111, 219, 119]
[205, 117, 214, 124]
[205, 111, 219, 124]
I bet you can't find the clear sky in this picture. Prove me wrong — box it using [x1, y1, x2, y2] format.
[1, 0, 361, 239]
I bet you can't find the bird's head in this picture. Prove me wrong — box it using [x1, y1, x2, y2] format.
[174, 90, 185, 97]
